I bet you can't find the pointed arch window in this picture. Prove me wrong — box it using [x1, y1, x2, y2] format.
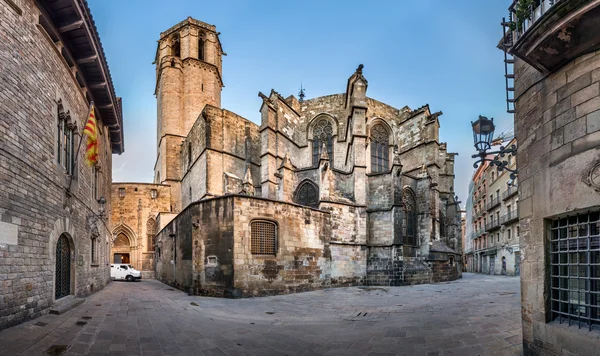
[295, 180, 319, 208]
[403, 188, 417, 246]
[312, 119, 334, 166]
[146, 218, 157, 252]
[172, 34, 180, 57]
[56, 104, 75, 175]
[370, 124, 389, 173]
[198, 38, 205, 61]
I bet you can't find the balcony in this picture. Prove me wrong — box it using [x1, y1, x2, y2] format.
[506, 0, 600, 72]
[502, 186, 518, 201]
[486, 219, 502, 232]
[501, 209, 520, 225]
[487, 197, 501, 211]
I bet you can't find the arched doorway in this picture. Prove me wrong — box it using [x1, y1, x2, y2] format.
[113, 233, 131, 264]
[55, 234, 71, 299]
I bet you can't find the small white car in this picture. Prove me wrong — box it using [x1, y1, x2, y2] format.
[110, 264, 142, 281]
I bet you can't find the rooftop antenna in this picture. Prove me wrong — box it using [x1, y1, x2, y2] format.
[298, 82, 305, 102]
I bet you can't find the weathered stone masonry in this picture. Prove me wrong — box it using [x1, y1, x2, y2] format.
[117, 17, 463, 297]
[1, 0, 123, 329]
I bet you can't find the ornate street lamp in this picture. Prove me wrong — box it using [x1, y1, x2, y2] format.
[471, 115, 518, 181]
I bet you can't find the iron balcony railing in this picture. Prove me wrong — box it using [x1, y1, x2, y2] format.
[486, 219, 501, 232]
[501, 209, 520, 225]
[502, 186, 518, 201]
[487, 196, 501, 211]
[508, 0, 561, 41]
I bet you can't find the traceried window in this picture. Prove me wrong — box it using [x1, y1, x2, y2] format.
[147, 218, 157, 252]
[550, 210, 600, 331]
[56, 106, 75, 175]
[370, 124, 389, 173]
[250, 220, 277, 255]
[312, 119, 334, 166]
[402, 188, 417, 246]
[295, 180, 319, 208]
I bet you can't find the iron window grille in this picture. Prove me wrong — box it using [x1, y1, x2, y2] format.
[550, 210, 600, 331]
[91, 237, 97, 264]
[251, 220, 277, 256]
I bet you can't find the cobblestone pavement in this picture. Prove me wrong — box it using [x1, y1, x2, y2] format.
[0, 273, 522, 356]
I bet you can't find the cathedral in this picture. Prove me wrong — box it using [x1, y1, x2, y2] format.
[111, 17, 462, 297]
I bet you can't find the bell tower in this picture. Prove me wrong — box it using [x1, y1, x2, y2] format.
[153, 17, 224, 212]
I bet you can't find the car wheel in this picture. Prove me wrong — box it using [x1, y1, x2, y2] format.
[126, 275, 133, 282]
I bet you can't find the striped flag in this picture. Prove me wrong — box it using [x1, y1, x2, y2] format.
[82, 105, 98, 166]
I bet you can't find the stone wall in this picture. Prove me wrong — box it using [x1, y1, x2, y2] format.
[0, 0, 117, 329]
[515, 50, 600, 356]
[154, 195, 371, 297]
[180, 106, 260, 207]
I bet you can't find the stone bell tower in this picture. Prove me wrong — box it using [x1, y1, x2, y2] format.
[153, 17, 224, 211]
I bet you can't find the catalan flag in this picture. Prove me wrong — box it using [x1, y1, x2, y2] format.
[82, 105, 98, 166]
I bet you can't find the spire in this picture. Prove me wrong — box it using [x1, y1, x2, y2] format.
[298, 83, 305, 103]
[242, 165, 254, 196]
[319, 142, 330, 162]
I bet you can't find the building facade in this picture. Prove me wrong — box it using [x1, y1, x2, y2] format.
[502, 0, 600, 354]
[465, 140, 520, 276]
[112, 17, 463, 297]
[0, 0, 123, 329]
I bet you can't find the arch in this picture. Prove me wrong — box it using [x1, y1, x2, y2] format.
[111, 223, 136, 264]
[366, 117, 395, 145]
[111, 223, 137, 245]
[49, 217, 76, 302]
[306, 113, 340, 144]
[294, 179, 320, 208]
[402, 187, 418, 246]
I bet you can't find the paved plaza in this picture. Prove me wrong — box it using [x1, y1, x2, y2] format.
[0, 273, 522, 356]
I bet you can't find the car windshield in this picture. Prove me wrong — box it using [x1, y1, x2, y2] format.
[128, 265, 134, 269]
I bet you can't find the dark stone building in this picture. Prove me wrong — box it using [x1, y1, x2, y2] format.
[501, 0, 600, 354]
[113, 18, 463, 298]
[0, 0, 123, 329]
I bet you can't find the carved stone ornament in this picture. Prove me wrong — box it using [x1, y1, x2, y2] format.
[584, 160, 600, 193]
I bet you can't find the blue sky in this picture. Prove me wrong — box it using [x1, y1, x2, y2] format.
[89, 0, 514, 205]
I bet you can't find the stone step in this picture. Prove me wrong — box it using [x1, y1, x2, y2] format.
[49, 296, 85, 315]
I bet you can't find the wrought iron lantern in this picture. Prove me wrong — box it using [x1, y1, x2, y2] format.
[472, 115, 495, 152]
[471, 115, 518, 181]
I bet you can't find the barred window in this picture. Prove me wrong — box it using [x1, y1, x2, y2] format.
[91, 237, 98, 264]
[550, 210, 600, 331]
[402, 188, 417, 246]
[312, 119, 334, 166]
[251, 220, 277, 255]
[370, 124, 389, 173]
